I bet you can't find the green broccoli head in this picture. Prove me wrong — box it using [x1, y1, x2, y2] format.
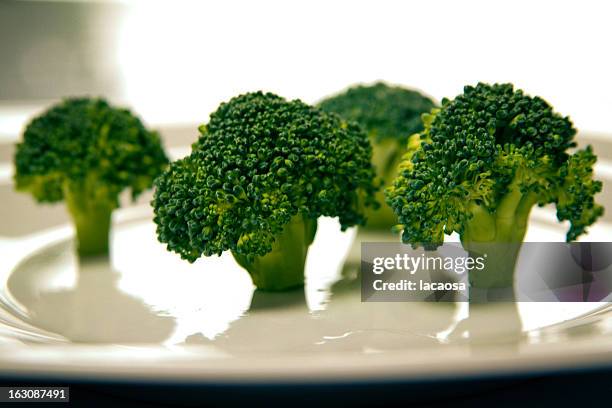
[14, 97, 169, 256]
[318, 82, 437, 231]
[153, 92, 377, 290]
[318, 82, 437, 143]
[386, 83, 603, 287]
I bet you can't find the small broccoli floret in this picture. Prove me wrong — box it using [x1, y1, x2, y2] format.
[386, 83, 603, 288]
[153, 92, 377, 291]
[319, 82, 436, 231]
[14, 97, 169, 257]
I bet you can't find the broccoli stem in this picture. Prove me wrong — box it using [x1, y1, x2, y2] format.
[362, 138, 404, 231]
[461, 181, 538, 290]
[64, 185, 115, 257]
[232, 214, 317, 291]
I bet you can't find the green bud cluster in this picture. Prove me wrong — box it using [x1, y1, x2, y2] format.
[14, 97, 169, 256]
[15, 98, 169, 205]
[152, 92, 377, 266]
[318, 82, 436, 143]
[386, 83, 603, 247]
[318, 82, 437, 231]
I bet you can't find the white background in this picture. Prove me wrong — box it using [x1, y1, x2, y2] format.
[117, 0, 612, 133]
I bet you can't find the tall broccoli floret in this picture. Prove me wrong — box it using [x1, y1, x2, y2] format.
[319, 82, 436, 230]
[153, 92, 377, 291]
[386, 83, 603, 289]
[14, 98, 169, 257]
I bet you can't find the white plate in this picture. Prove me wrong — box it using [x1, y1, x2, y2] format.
[0, 207, 611, 383]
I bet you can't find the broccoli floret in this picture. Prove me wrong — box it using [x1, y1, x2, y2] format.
[152, 92, 377, 291]
[14, 97, 169, 257]
[386, 83, 603, 288]
[319, 82, 436, 230]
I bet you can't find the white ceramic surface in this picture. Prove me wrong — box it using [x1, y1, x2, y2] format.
[0, 207, 610, 383]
